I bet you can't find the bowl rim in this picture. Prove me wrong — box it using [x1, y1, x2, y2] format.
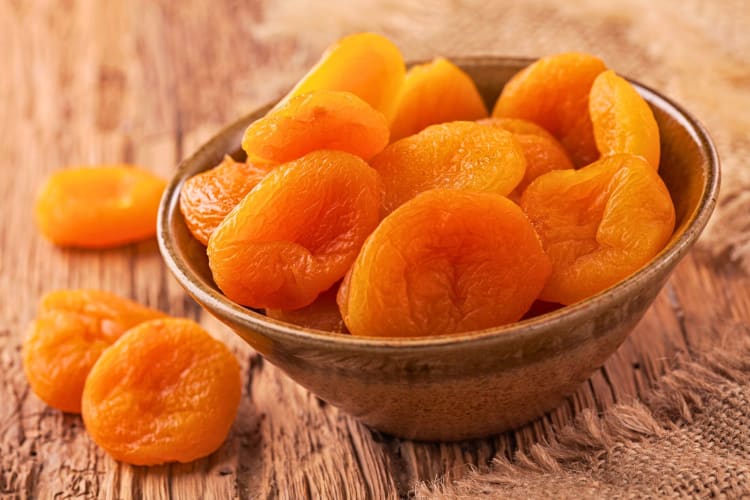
[157, 55, 720, 353]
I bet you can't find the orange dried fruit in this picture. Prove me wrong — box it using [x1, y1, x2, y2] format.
[266, 284, 347, 333]
[478, 117, 574, 196]
[589, 70, 660, 169]
[35, 165, 166, 248]
[208, 150, 382, 310]
[389, 57, 488, 141]
[22, 290, 165, 413]
[521, 154, 675, 305]
[242, 90, 390, 165]
[492, 52, 607, 167]
[370, 121, 526, 213]
[82, 318, 241, 465]
[280, 32, 405, 121]
[179, 155, 272, 245]
[338, 189, 551, 337]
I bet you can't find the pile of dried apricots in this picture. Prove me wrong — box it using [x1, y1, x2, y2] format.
[31, 159, 243, 464]
[26, 31, 675, 466]
[182, 32, 675, 338]
[22, 290, 241, 465]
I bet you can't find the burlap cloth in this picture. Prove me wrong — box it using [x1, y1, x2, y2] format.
[412, 329, 750, 498]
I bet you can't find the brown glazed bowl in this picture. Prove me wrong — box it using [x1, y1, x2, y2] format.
[158, 57, 719, 441]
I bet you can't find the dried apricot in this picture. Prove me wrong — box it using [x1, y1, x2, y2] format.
[22, 290, 165, 413]
[35, 165, 166, 248]
[492, 53, 607, 167]
[389, 57, 488, 141]
[266, 283, 347, 333]
[179, 155, 272, 245]
[81, 318, 241, 465]
[208, 150, 382, 310]
[478, 117, 574, 196]
[338, 189, 551, 337]
[521, 154, 675, 305]
[370, 121, 526, 213]
[589, 70, 660, 169]
[242, 90, 390, 165]
[280, 32, 405, 121]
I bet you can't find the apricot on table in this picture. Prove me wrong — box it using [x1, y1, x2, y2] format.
[266, 283, 347, 333]
[22, 290, 166, 413]
[242, 90, 390, 165]
[492, 52, 607, 167]
[589, 70, 660, 170]
[82, 318, 241, 465]
[521, 154, 675, 305]
[338, 189, 551, 338]
[279, 32, 405, 121]
[389, 57, 488, 141]
[179, 155, 273, 245]
[478, 117, 574, 196]
[35, 165, 166, 248]
[208, 150, 382, 310]
[370, 121, 526, 213]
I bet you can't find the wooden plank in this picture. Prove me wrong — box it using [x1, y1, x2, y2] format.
[1, 0, 748, 499]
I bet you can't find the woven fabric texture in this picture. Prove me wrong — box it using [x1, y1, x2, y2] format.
[418, 335, 750, 498]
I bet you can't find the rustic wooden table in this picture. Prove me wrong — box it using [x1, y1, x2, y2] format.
[2, 1, 748, 498]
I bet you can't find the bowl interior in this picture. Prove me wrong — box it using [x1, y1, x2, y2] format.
[159, 56, 719, 345]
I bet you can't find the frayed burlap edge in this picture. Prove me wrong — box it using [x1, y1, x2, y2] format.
[416, 333, 750, 498]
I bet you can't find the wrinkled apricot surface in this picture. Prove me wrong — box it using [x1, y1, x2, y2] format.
[370, 121, 526, 213]
[389, 57, 488, 141]
[280, 32, 405, 121]
[179, 155, 272, 245]
[521, 154, 675, 305]
[338, 189, 551, 337]
[82, 318, 241, 465]
[493, 53, 607, 167]
[22, 290, 165, 413]
[208, 150, 382, 310]
[590, 70, 660, 170]
[35, 165, 166, 248]
[266, 284, 347, 333]
[478, 117, 574, 196]
[243, 90, 390, 165]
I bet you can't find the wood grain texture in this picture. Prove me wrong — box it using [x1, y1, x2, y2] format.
[1, 0, 748, 498]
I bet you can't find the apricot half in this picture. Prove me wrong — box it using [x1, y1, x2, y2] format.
[521, 154, 675, 305]
[279, 32, 405, 121]
[208, 150, 382, 310]
[338, 189, 551, 337]
[22, 290, 165, 413]
[242, 90, 390, 165]
[370, 121, 526, 213]
[179, 155, 272, 245]
[82, 318, 241, 465]
[492, 52, 607, 167]
[589, 70, 660, 169]
[35, 165, 166, 248]
[389, 57, 488, 141]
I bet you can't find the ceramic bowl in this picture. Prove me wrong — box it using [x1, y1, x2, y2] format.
[157, 57, 719, 441]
